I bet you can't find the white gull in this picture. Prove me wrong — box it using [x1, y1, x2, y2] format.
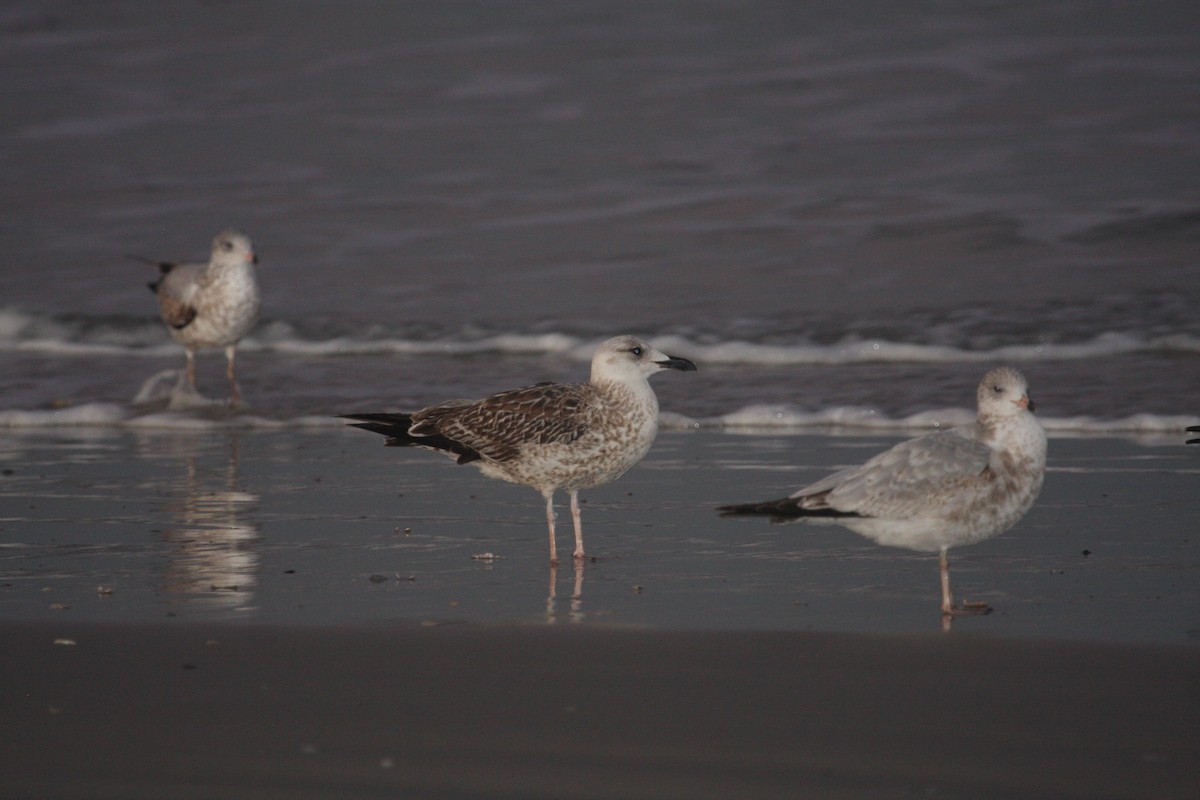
[145, 229, 260, 405]
[720, 367, 1047, 616]
[342, 335, 697, 564]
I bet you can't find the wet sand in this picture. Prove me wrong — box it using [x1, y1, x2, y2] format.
[3, 620, 1198, 800]
[2, 428, 1196, 642]
[2, 428, 1198, 797]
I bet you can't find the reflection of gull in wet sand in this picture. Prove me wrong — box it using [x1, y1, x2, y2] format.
[720, 367, 1047, 617]
[153, 435, 261, 610]
[546, 562, 585, 624]
[143, 229, 260, 405]
[342, 335, 697, 564]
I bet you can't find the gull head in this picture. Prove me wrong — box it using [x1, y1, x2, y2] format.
[211, 229, 258, 267]
[590, 335, 697, 385]
[977, 366, 1034, 419]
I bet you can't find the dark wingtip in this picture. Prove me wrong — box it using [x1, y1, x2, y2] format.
[716, 498, 800, 518]
[339, 412, 483, 463]
[129, 254, 177, 271]
[340, 417, 410, 429]
[339, 413, 412, 441]
[717, 499, 862, 523]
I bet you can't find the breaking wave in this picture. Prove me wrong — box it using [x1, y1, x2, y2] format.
[2, 307, 1197, 366]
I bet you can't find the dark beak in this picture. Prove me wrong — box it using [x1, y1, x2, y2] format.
[657, 354, 697, 372]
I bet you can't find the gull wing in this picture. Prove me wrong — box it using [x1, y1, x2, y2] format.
[151, 263, 203, 330]
[412, 383, 595, 463]
[797, 427, 991, 519]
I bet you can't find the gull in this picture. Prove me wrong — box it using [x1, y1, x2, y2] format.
[342, 335, 697, 564]
[720, 367, 1047, 616]
[144, 229, 260, 404]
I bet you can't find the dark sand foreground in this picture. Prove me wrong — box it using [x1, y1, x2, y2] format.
[3, 620, 1197, 800]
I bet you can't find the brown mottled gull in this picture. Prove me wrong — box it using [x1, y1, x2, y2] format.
[342, 335, 697, 564]
[720, 367, 1047, 616]
[145, 229, 260, 404]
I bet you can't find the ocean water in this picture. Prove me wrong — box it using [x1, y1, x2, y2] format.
[1, 1, 1197, 433]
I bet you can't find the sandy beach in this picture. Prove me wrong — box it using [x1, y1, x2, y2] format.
[4, 620, 1198, 800]
[2, 428, 1198, 798]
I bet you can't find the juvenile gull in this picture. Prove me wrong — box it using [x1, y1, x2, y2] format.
[144, 229, 260, 404]
[342, 335, 697, 564]
[720, 367, 1047, 616]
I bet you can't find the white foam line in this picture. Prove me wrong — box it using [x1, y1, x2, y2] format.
[1, 404, 1195, 437]
[651, 333, 1200, 367]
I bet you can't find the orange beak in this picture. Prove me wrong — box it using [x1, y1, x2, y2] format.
[1017, 394, 1034, 412]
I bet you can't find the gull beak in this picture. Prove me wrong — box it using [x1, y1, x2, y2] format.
[656, 354, 697, 372]
[251, 252, 260, 265]
[1017, 394, 1034, 412]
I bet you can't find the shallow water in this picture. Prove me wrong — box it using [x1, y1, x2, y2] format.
[2, 428, 1196, 645]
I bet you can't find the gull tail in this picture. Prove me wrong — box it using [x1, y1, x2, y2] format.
[128, 254, 179, 294]
[340, 413, 481, 464]
[717, 496, 858, 522]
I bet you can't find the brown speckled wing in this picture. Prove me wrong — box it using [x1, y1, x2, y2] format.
[152, 262, 203, 330]
[157, 290, 197, 330]
[412, 383, 595, 463]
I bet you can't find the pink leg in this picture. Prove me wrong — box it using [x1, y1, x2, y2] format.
[570, 489, 585, 560]
[940, 548, 991, 617]
[225, 345, 242, 404]
[939, 548, 955, 615]
[543, 490, 558, 565]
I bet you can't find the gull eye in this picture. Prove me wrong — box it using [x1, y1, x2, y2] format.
[220, 241, 234, 252]
[992, 385, 1004, 394]
[630, 346, 644, 357]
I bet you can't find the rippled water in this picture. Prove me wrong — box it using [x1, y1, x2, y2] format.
[1, 0, 1197, 433]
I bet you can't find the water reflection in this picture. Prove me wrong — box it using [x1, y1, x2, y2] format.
[143, 433, 261, 613]
[545, 561, 584, 624]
